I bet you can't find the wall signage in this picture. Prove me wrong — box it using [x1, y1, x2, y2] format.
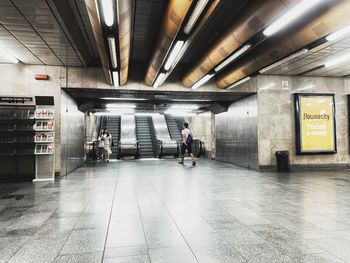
[0, 96, 35, 106]
[294, 93, 336, 155]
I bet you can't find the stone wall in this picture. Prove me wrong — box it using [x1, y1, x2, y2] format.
[256, 75, 350, 170]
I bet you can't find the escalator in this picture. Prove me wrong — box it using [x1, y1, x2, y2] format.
[165, 115, 182, 141]
[118, 115, 138, 159]
[105, 116, 120, 159]
[135, 116, 154, 158]
[152, 115, 178, 158]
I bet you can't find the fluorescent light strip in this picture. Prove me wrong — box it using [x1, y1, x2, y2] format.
[263, 0, 323, 36]
[325, 52, 350, 67]
[101, 97, 147, 101]
[215, 44, 251, 72]
[108, 37, 118, 68]
[112, 71, 119, 88]
[168, 113, 197, 117]
[184, 0, 209, 35]
[259, 48, 308, 73]
[106, 103, 136, 109]
[135, 113, 161, 116]
[192, 74, 214, 90]
[0, 47, 18, 64]
[164, 41, 185, 70]
[326, 24, 350, 42]
[164, 110, 195, 115]
[95, 111, 134, 116]
[153, 72, 166, 89]
[227, 77, 251, 90]
[170, 105, 199, 110]
[172, 99, 211, 102]
[101, 0, 114, 27]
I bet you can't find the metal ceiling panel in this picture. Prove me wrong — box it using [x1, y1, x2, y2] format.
[68, 0, 99, 57]
[0, 24, 42, 64]
[263, 34, 350, 77]
[0, 2, 62, 65]
[12, 0, 82, 66]
[132, 0, 165, 62]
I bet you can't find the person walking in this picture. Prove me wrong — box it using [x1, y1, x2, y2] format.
[102, 128, 112, 162]
[97, 129, 105, 160]
[178, 122, 196, 166]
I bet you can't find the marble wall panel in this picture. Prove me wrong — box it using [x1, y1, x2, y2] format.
[257, 75, 350, 168]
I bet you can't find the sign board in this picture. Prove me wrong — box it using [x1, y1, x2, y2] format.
[294, 94, 336, 155]
[0, 96, 35, 106]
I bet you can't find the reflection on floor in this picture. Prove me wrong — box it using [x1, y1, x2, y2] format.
[1, 159, 350, 263]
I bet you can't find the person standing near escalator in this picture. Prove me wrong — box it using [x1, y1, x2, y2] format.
[102, 128, 112, 162]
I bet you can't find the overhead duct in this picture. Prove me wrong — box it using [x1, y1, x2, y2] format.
[144, 0, 193, 87]
[217, 0, 350, 88]
[118, 0, 133, 86]
[182, 0, 300, 88]
[84, 0, 112, 84]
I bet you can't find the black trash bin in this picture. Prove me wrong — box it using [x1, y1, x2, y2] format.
[275, 151, 290, 172]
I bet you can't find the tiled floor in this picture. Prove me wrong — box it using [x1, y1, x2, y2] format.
[1, 159, 350, 263]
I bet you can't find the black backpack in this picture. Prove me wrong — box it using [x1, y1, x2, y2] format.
[186, 133, 193, 145]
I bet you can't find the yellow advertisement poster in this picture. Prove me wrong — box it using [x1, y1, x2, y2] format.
[299, 96, 335, 153]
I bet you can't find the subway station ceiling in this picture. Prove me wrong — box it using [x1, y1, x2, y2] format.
[1, 0, 350, 90]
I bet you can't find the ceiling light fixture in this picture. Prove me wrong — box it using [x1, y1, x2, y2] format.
[101, 0, 114, 27]
[112, 71, 119, 88]
[184, 0, 210, 35]
[95, 110, 134, 116]
[170, 105, 199, 110]
[0, 47, 18, 64]
[101, 97, 147, 101]
[164, 110, 196, 115]
[215, 44, 251, 72]
[325, 53, 350, 67]
[168, 113, 197, 117]
[326, 24, 350, 42]
[192, 74, 214, 90]
[172, 99, 211, 102]
[135, 113, 161, 116]
[263, 0, 323, 36]
[227, 77, 251, 90]
[153, 72, 166, 89]
[164, 41, 185, 71]
[106, 103, 136, 109]
[259, 48, 309, 73]
[108, 37, 118, 68]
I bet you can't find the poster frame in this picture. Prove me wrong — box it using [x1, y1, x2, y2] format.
[294, 93, 337, 155]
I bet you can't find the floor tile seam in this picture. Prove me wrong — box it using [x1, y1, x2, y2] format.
[148, 180, 201, 263]
[187, 201, 251, 262]
[104, 253, 149, 260]
[133, 182, 154, 262]
[100, 171, 120, 263]
[51, 202, 91, 262]
[246, 228, 339, 261]
[306, 238, 350, 262]
[288, 252, 347, 262]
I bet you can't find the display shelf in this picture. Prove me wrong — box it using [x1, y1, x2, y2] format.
[0, 96, 55, 182]
[35, 144, 54, 155]
[35, 109, 54, 119]
[34, 132, 54, 143]
[34, 120, 54, 131]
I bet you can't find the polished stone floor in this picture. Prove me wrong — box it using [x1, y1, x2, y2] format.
[1, 159, 350, 263]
